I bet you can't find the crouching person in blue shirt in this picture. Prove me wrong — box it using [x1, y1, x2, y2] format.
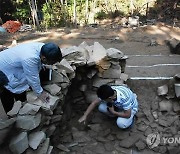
[78, 84, 138, 129]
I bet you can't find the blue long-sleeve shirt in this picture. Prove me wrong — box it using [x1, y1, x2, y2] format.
[0, 42, 44, 95]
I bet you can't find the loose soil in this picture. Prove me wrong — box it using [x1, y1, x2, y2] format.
[0, 21, 180, 154]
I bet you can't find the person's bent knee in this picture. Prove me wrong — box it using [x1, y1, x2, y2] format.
[117, 121, 129, 129]
[98, 103, 107, 113]
[116, 118, 131, 129]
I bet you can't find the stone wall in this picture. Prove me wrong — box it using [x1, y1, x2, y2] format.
[0, 41, 128, 154]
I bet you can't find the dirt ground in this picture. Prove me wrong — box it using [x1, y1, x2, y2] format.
[1, 21, 180, 56]
[0, 21, 180, 154]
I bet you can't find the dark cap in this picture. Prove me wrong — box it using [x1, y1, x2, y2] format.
[41, 43, 62, 63]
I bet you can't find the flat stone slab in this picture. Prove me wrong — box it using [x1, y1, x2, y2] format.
[126, 55, 180, 79]
[127, 55, 180, 66]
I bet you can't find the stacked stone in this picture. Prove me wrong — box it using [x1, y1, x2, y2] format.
[0, 41, 127, 154]
[71, 41, 129, 104]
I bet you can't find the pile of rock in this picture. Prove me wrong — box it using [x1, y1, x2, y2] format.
[133, 79, 180, 153]
[0, 41, 128, 153]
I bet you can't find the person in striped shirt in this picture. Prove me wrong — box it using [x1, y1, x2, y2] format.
[78, 84, 138, 129]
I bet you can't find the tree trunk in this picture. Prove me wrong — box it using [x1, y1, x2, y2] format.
[146, 0, 149, 18]
[29, 0, 40, 30]
[130, 0, 134, 15]
[73, 0, 77, 26]
[85, 0, 89, 24]
[104, 0, 108, 12]
[65, 0, 67, 6]
[0, 17, 3, 24]
[92, 0, 97, 23]
[60, 0, 63, 5]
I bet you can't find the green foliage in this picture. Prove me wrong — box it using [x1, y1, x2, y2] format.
[95, 10, 107, 19]
[42, 1, 60, 27]
[41, 1, 71, 28]
[7, 0, 30, 23]
[1, 0, 16, 21]
[41, 2, 52, 28]
[2, 0, 177, 28]
[109, 10, 124, 18]
[14, 7, 30, 23]
[15, 0, 24, 5]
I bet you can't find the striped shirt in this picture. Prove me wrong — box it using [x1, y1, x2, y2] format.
[111, 85, 138, 113]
